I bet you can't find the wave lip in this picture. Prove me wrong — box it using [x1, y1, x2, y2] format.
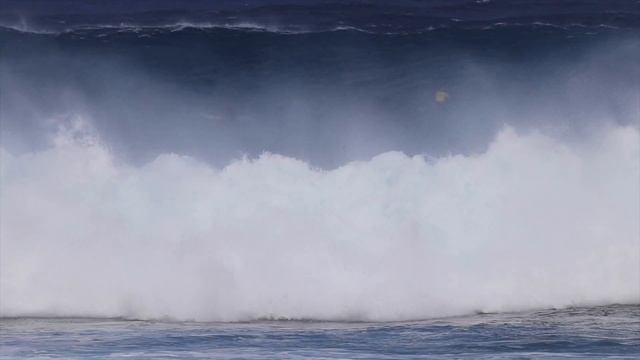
[1, 17, 634, 36]
[0, 21, 376, 36]
[1, 123, 638, 322]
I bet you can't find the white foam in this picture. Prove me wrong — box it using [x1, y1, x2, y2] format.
[0, 21, 372, 35]
[0, 122, 638, 321]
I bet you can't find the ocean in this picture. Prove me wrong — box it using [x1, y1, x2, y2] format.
[2, 305, 639, 358]
[0, 0, 639, 358]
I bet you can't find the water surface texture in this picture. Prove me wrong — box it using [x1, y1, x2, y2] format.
[2, 305, 639, 359]
[0, 1, 639, 358]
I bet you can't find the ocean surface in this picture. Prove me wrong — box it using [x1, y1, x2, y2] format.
[2, 305, 639, 359]
[1, 1, 639, 358]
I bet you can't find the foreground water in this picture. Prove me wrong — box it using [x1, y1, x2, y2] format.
[1, 304, 638, 359]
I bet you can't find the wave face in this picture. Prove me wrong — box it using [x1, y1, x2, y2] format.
[0, 1, 639, 321]
[2, 2, 639, 168]
[1, 123, 638, 321]
[2, 0, 639, 34]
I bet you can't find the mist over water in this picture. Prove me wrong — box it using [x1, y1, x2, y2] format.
[1, 23, 638, 167]
[0, 1, 639, 322]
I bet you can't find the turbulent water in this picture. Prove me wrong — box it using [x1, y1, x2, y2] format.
[1, 305, 639, 359]
[0, 0, 639, 358]
[1, 122, 639, 322]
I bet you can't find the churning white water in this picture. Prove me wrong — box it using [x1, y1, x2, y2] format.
[0, 120, 638, 321]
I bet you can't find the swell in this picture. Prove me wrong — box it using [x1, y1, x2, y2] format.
[1, 18, 636, 37]
[2, 18, 637, 169]
[1, 121, 638, 322]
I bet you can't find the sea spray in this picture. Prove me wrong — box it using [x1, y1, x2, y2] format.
[1, 121, 638, 321]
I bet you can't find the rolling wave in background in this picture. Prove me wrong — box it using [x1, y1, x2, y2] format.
[0, 0, 639, 323]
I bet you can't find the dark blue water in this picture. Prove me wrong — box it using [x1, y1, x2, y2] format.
[1, 0, 638, 167]
[1, 305, 639, 359]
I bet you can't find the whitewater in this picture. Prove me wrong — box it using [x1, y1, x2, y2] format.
[1, 120, 638, 322]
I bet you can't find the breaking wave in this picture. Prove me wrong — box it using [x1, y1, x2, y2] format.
[1, 121, 638, 322]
